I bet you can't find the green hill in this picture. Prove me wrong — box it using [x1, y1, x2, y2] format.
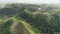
[0, 3, 60, 34]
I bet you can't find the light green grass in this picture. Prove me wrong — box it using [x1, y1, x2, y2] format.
[10, 17, 40, 34]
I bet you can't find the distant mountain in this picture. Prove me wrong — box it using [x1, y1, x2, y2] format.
[4, 3, 60, 12]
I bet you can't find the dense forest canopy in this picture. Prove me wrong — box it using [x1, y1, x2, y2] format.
[0, 3, 60, 34]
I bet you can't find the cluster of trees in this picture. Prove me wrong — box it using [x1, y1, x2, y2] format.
[0, 19, 13, 34]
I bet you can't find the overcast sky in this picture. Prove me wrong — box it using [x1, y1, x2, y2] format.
[0, 0, 60, 4]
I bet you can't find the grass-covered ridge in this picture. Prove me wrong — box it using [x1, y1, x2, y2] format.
[0, 17, 40, 34]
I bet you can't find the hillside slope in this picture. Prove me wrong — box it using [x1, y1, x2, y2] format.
[0, 3, 60, 34]
[0, 17, 39, 34]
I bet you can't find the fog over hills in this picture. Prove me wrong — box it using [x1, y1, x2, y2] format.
[0, 0, 60, 4]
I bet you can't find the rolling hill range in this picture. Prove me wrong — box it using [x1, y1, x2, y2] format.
[0, 3, 60, 34]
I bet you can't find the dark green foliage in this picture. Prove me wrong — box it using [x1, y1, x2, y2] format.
[0, 19, 13, 34]
[0, 8, 18, 16]
[17, 11, 29, 19]
[27, 7, 38, 11]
